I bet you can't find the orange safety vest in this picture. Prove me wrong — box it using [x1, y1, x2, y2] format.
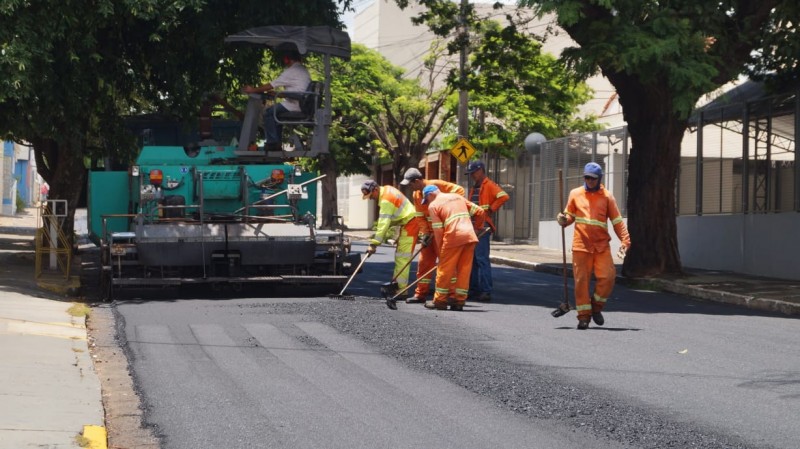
[428, 193, 485, 250]
[467, 177, 508, 231]
[412, 179, 465, 235]
[564, 184, 631, 253]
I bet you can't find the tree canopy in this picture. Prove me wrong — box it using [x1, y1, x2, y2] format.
[514, 0, 800, 277]
[0, 0, 349, 235]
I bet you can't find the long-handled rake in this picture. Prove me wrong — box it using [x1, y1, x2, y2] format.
[551, 169, 572, 318]
[328, 252, 371, 300]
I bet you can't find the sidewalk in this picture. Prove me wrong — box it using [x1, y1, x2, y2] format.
[346, 230, 800, 316]
[0, 208, 105, 449]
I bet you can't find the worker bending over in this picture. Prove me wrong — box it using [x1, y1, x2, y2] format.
[361, 180, 419, 292]
[399, 167, 465, 303]
[422, 185, 485, 311]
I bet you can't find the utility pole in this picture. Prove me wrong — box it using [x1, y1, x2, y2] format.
[457, 0, 469, 139]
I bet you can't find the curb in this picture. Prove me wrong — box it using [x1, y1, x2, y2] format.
[490, 256, 800, 316]
[82, 425, 107, 449]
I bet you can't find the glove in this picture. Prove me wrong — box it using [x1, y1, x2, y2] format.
[366, 244, 377, 255]
[616, 245, 627, 260]
[419, 234, 432, 248]
[556, 213, 568, 226]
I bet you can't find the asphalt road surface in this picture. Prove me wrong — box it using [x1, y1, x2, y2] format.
[111, 242, 799, 449]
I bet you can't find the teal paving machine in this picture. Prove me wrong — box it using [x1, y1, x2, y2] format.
[87, 26, 359, 299]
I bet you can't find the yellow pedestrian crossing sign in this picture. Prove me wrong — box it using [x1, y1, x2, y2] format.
[450, 138, 476, 164]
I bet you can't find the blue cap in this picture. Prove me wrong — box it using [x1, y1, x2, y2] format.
[583, 162, 603, 179]
[421, 185, 440, 204]
[361, 180, 379, 199]
[465, 160, 485, 174]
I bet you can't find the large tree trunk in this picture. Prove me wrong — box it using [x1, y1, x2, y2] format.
[31, 137, 86, 247]
[318, 154, 339, 229]
[615, 80, 686, 278]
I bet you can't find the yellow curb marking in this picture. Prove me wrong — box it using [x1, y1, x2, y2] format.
[82, 425, 107, 449]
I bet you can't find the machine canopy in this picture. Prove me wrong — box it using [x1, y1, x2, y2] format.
[225, 26, 351, 60]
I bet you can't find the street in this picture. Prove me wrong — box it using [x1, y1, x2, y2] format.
[105, 241, 799, 449]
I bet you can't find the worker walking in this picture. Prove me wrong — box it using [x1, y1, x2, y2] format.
[361, 180, 419, 292]
[422, 185, 485, 311]
[399, 167, 465, 303]
[465, 160, 509, 302]
[557, 162, 631, 330]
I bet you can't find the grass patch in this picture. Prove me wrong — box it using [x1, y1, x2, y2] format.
[74, 434, 91, 447]
[67, 303, 91, 318]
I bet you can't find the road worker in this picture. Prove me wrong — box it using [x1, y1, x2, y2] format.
[361, 180, 419, 292]
[465, 160, 509, 302]
[422, 185, 485, 311]
[399, 167, 465, 304]
[557, 162, 631, 330]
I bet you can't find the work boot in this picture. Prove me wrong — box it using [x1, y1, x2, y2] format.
[448, 298, 465, 311]
[476, 292, 491, 302]
[424, 301, 447, 310]
[592, 311, 605, 326]
[406, 296, 426, 304]
[577, 319, 590, 330]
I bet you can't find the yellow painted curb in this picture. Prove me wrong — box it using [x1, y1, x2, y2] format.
[82, 425, 107, 449]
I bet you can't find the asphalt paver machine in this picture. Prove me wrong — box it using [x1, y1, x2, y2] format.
[87, 26, 358, 299]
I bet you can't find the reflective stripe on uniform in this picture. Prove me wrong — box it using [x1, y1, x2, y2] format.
[576, 303, 593, 312]
[444, 212, 470, 226]
[575, 217, 608, 228]
[593, 293, 608, 303]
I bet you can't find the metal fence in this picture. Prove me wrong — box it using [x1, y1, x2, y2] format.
[477, 88, 798, 243]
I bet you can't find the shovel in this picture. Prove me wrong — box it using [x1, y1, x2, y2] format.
[384, 265, 439, 310]
[380, 242, 427, 299]
[328, 252, 371, 300]
[551, 169, 572, 318]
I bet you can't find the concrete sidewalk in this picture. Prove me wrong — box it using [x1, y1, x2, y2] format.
[0, 208, 105, 449]
[347, 230, 800, 316]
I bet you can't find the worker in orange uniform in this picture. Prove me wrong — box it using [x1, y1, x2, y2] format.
[465, 160, 509, 302]
[557, 162, 631, 330]
[361, 180, 419, 292]
[422, 185, 485, 311]
[399, 167, 465, 304]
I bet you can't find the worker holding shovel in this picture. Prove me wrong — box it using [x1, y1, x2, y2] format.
[399, 167, 465, 304]
[422, 185, 485, 311]
[557, 162, 631, 330]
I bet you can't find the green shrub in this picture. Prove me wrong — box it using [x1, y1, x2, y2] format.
[15, 190, 26, 213]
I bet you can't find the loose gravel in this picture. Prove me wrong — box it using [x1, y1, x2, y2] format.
[241, 296, 762, 449]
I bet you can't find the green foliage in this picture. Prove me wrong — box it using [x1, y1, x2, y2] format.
[463, 21, 598, 157]
[521, 0, 799, 117]
[0, 0, 350, 179]
[15, 190, 26, 213]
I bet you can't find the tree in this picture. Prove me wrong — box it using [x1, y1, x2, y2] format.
[0, 0, 348, 238]
[463, 20, 599, 156]
[396, 1, 598, 157]
[513, 1, 799, 277]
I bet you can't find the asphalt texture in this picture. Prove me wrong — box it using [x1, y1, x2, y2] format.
[110, 242, 799, 449]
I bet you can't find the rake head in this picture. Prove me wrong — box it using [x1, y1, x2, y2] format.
[551, 302, 570, 318]
[328, 293, 355, 301]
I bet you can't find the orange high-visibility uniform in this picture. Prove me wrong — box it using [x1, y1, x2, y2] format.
[370, 186, 419, 290]
[562, 184, 631, 320]
[412, 180, 465, 298]
[428, 193, 485, 307]
[467, 177, 508, 232]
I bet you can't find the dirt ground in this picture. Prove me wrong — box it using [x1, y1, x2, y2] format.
[83, 247, 161, 449]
